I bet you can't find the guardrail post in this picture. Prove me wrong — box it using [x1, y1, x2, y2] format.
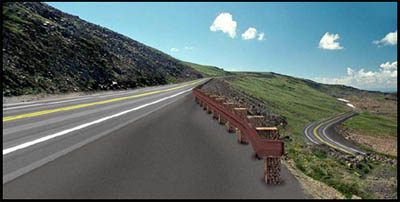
[264, 157, 281, 184]
[215, 97, 225, 104]
[247, 115, 264, 127]
[256, 127, 280, 140]
[234, 108, 249, 144]
[216, 97, 227, 124]
[204, 92, 211, 97]
[258, 127, 281, 184]
[236, 128, 249, 144]
[203, 102, 207, 111]
[206, 95, 217, 118]
[223, 102, 236, 133]
[209, 95, 218, 99]
[193, 87, 284, 185]
[222, 102, 235, 110]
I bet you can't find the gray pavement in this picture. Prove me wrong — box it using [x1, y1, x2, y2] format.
[303, 112, 365, 155]
[3, 80, 307, 199]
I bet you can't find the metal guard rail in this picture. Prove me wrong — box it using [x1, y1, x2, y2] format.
[193, 88, 284, 158]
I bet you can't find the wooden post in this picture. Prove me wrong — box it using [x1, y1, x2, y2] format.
[202, 100, 207, 110]
[236, 127, 249, 144]
[203, 92, 211, 97]
[223, 102, 235, 111]
[223, 102, 236, 132]
[264, 157, 281, 184]
[233, 108, 248, 120]
[218, 114, 226, 124]
[256, 127, 279, 140]
[215, 97, 225, 104]
[225, 121, 235, 133]
[206, 104, 212, 114]
[211, 109, 218, 119]
[207, 95, 218, 118]
[214, 97, 226, 124]
[209, 95, 218, 100]
[234, 108, 248, 143]
[247, 115, 264, 127]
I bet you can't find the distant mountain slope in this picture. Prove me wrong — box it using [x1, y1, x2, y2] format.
[180, 61, 231, 77]
[2, 2, 202, 96]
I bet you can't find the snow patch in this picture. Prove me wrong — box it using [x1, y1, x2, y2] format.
[346, 103, 355, 108]
[337, 98, 349, 103]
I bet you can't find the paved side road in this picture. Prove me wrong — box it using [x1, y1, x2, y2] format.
[3, 92, 308, 199]
[303, 112, 365, 155]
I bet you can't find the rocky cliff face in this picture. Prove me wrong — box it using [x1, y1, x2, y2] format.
[3, 2, 202, 96]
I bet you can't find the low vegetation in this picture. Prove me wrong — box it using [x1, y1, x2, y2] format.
[344, 111, 397, 138]
[181, 61, 231, 77]
[3, 2, 396, 199]
[222, 73, 397, 199]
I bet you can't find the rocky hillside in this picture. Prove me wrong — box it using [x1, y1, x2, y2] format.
[2, 2, 202, 96]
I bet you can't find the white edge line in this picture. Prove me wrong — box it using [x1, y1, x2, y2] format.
[2, 83, 187, 111]
[3, 89, 193, 184]
[321, 115, 366, 155]
[303, 112, 347, 145]
[2, 80, 196, 108]
[303, 123, 320, 144]
[3, 88, 194, 156]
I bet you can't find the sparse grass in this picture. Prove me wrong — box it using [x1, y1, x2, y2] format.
[224, 74, 397, 199]
[228, 73, 348, 136]
[344, 111, 397, 138]
[182, 61, 229, 77]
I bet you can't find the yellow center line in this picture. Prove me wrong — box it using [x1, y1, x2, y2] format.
[312, 113, 354, 154]
[3, 79, 205, 122]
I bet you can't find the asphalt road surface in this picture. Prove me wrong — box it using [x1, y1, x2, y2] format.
[3, 79, 307, 199]
[303, 112, 365, 155]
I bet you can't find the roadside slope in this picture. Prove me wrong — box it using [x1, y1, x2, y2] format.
[3, 2, 202, 97]
[201, 75, 397, 199]
[180, 61, 231, 77]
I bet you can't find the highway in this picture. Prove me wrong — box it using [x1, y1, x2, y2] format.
[303, 112, 365, 155]
[3, 79, 307, 199]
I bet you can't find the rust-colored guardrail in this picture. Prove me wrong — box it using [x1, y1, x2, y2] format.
[193, 83, 284, 184]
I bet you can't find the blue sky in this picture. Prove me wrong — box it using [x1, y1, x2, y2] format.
[46, 2, 397, 92]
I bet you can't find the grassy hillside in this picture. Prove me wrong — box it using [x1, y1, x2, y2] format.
[344, 112, 397, 138]
[222, 72, 397, 199]
[228, 72, 397, 140]
[229, 72, 348, 136]
[2, 2, 202, 96]
[181, 61, 230, 77]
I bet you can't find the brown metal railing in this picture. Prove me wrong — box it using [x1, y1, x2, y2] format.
[193, 88, 284, 158]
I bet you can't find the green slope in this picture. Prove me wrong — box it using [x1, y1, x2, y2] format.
[228, 72, 348, 137]
[181, 61, 230, 77]
[223, 72, 397, 199]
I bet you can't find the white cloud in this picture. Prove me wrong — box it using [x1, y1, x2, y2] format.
[184, 46, 193, 50]
[318, 32, 344, 50]
[373, 30, 397, 46]
[170, 48, 179, 52]
[242, 27, 257, 40]
[210, 12, 237, 38]
[315, 61, 397, 90]
[257, 32, 265, 41]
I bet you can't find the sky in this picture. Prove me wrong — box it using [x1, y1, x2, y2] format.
[46, 2, 397, 92]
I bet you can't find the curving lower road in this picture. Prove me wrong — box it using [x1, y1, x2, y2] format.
[3, 79, 307, 199]
[303, 112, 365, 155]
